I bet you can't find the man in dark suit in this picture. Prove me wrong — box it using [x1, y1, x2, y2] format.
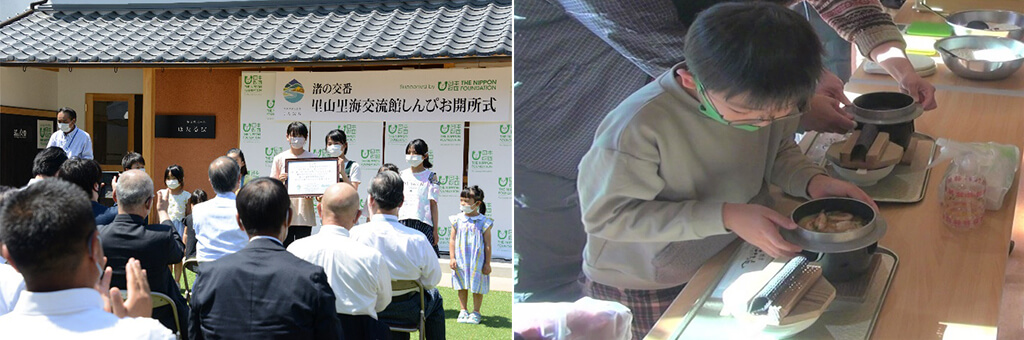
[189, 177, 343, 340]
[97, 169, 188, 338]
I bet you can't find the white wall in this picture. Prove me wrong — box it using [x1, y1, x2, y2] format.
[56, 68, 144, 130]
[0, 67, 59, 110]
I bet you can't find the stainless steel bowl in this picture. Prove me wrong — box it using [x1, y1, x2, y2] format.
[946, 10, 1024, 41]
[935, 36, 1024, 80]
[791, 197, 876, 244]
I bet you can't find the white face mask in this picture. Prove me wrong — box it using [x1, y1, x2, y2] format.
[166, 179, 181, 189]
[326, 144, 343, 157]
[460, 203, 477, 214]
[59, 123, 72, 133]
[289, 137, 306, 149]
[406, 154, 424, 167]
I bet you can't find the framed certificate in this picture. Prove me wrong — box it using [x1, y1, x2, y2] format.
[284, 158, 339, 197]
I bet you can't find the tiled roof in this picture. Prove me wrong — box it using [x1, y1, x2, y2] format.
[0, 0, 511, 65]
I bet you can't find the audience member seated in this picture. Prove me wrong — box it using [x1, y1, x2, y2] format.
[98, 152, 147, 226]
[0, 186, 24, 315]
[289, 183, 392, 340]
[98, 170, 189, 337]
[189, 177, 343, 340]
[0, 179, 173, 338]
[26, 147, 67, 187]
[184, 189, 209, 260]
[193, 157, 248, 265]
[352, 172, 444, 340]
[56, 157, 109, 221]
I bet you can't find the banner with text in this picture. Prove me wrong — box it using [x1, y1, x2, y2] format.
[466, 123, 513, 260]
[274, 68, 511, 122]
[385, 122, 465, 251]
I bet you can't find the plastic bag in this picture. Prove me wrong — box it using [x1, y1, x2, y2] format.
[931, 138, 1021, 210]
[513, 297, 633, 340]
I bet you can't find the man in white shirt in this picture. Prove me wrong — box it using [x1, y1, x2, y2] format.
[352, 171, 445, 340]
[0, 179, 172, 338]
[288, 183, 392, 340]
[46, 107, 94, 159]
[193, 157, 248, 265]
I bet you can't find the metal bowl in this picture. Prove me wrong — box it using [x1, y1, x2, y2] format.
[935, 36, 1024, 80]
[945, 10, 1024, 41]
[790, 197, 877, 244]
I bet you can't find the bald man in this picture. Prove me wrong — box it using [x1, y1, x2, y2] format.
[288, 183, 392, 340]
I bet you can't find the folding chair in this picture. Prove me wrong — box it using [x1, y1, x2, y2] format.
[386, 280, 426, 340]
[151, 292, 181, 339]
[182, 258, 200, 302]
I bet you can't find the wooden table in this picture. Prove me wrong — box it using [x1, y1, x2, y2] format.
[647, 82, 1024, 339]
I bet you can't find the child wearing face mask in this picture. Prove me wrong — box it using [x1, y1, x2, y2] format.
[160, 164, 191, 283]
[270, 122, 317, 247]
[449, 185, 492, 325]
[325, 129, 361, 190]
[398, 138, 441, 257]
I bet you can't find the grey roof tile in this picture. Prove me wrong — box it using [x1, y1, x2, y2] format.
[0, 0, 510, 64]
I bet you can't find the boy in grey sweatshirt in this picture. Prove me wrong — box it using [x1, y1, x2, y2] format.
[576, 3, 876, 338]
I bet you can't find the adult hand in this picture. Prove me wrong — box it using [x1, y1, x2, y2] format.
[806, 174, 879, 211]
[482, 263, 492, 275]
[899, 72, 938, 110]
[817, 69, 852, 106]
[279, 173, 288, 182]
[801, 94, 856, 133]
[155, 190, 171, 223]
[722, 203, 802, 258]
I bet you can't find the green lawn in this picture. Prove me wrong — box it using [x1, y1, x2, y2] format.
[178, 269, 512, 339]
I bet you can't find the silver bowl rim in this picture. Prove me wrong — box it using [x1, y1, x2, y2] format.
[934, 36, 1024, 63]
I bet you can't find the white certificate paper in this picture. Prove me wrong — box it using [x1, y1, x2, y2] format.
[284, 158, 339, 197]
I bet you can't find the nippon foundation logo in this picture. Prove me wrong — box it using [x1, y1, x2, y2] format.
[499, 124, 512, 147]
[264, 146, 284, 167]
[386, 124, 409, 145]
[439, 123, 462, 146]
[340, 123, 357, 141]
[243, 74, 264, 95]
[438, 224, 451, 239]
[436, 174, 462, 197]
[360, 149, 382, 168]
[470, 149, 494, 172]
[496, 228, 512, 248]
[497, 176, 512, 199]
[241, 122, 261, 143]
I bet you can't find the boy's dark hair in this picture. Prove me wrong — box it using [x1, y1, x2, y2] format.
[405, 139, 433, 169]
[378, 163, 400, 174]
[57, 107, 77, 121]
[57, 157, 103, 197]
[164, 164, 185, 184]
[33, 147, 69, 177]
[368, 171, 404, 211]
[325, 129, 349, 155]
[227, 148, 248, 176]
[286, 121, 309, 138]
[0, 179, 95, 278]
[121, 152, 145, 171]
[460, 185, 487, 215]
[684, 2, 822, 111]
[236, 177, 291, 236]
[189, 188, 209, 206]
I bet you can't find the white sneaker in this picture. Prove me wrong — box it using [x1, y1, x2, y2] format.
[457, 310, 470, 323]
[468, 312, 482, 324]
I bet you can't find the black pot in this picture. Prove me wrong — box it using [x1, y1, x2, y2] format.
[845, 92, 922, 150]
[800, 242, 878, 282]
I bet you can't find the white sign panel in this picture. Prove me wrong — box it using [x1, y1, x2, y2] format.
[37, 119, 53, 149]
[285, 158, 339, 197]
[466, 123, 513, 260]
[385, 122, 465, 251]
[274, 68, 511, 122]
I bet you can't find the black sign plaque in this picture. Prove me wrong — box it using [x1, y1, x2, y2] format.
[155, 115, 216, 139]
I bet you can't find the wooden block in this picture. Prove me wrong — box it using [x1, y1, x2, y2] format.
[865, 132, 890, 166]
[839, 130, 861, 164]
[776, 277, 836, 326]
[901, 138, 921, 166]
